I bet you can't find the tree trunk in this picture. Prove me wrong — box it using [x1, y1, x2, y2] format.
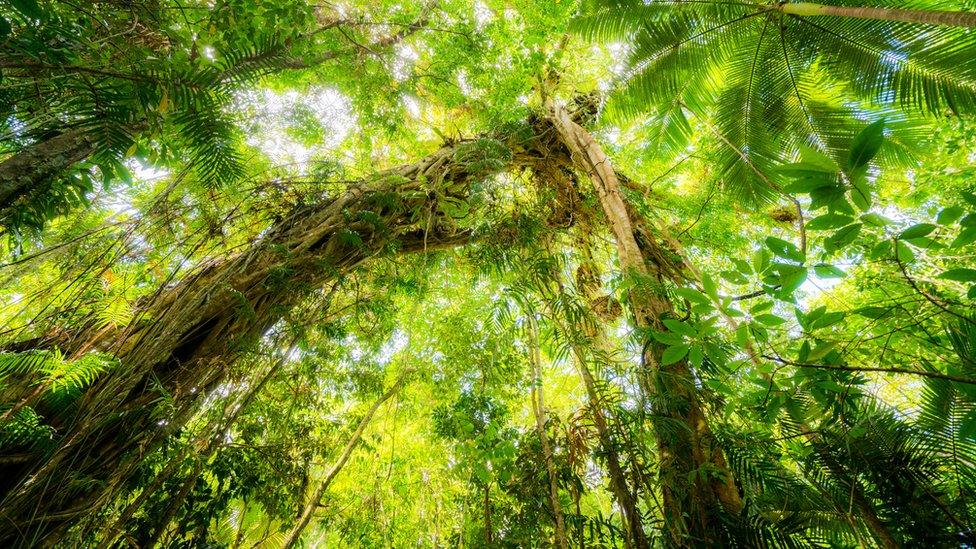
[0, 128, 98, 212]
[0, 123, 143, 220]
[781, 2, 976, 28]
[282, 371, 411, 547]
[548, 102, 743, 545]
[484, 484, 492, 547]
[526, 318, 570, 549]
[548, 264, 649, 549]
[0, 126, 567, 546]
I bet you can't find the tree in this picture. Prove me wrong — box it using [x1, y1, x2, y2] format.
[2, 0, 976, 547]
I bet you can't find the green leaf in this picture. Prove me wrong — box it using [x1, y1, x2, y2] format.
[652, 331, 684, 346]
[847, 119, 885, 169]
[783, 177, 838, 194]
[765, 237, 804, 263]
[938, 268, 976, 282]
[732, 259, 752, 275]
[662, 319, 696, 338]
[959, 409, 976, 440]
[856, 306, 890, 319]
[825, 223, 862, 254]
[961, 213, 976, 227]
[662, 344, 690, 365]
[754, 314, 786, 326]
[810, 311, 845, 330]
[777, 161, 835, 179]
[897, 223, 936, 240]
[937, 206, 965, 225]
[472, 462, 490, 483]
[752, 249, 771, 274]
[869, 240, 891, 260]
[807, 213, 854, 231]
[849, 178, 872, 212]
[860, 212, 891, 226]
[778, 266, 808, 295]
[735, 324, 750, 348]
[701, 274, 719, 301]
[8, 0, 43, 19]
[951, 227, 976, 248]
[895, 240, 915, 263]
[814, 264, 845, 278]
[798, 144, 837, 171]
[673, 287, 710, 305]
[688, 344, 704, 369]
[808, 341, 839, 362]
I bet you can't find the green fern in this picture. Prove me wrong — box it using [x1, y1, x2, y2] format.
[572, 0, 976, 203]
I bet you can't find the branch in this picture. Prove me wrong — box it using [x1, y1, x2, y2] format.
[763, 355, 976, 385]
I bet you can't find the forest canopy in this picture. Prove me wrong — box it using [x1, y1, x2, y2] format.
[1, 0, 976, 546]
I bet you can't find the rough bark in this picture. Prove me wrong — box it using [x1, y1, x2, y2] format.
[781, 2, 976, 28]
[0, 124, 566, 546]
[548, 101, 743, 545]
[0, 128, 101, 214]
[282, 370, 410, 547]
[527, 318, 570, 549]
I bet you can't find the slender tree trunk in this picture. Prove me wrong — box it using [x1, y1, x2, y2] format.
[546, 268, 648, 549]
[282, 371, 409, 547]
[484, 484, 492, 547]
[548, 102, 743, 545]
[526, 318, 570, 549]
[232, 499, 251, 549]
[781, 2, 976, 28]
[144, 463, 202, 548]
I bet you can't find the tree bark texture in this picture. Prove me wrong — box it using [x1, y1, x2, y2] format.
[548, 101, 744, 546]
[782, 2, 976, 28]
[0, 122, 573, 546]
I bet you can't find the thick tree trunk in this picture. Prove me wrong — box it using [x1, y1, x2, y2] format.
[548, 102, 743, 545]
[781, 2, 976, 28]
[282, 371, 410, 547]
[0, 127, 563, 545]
[526, 318, 570, 549]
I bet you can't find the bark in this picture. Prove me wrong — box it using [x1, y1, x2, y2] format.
[0, 128, 100, 214]
[0, 124, 567, 546]
[527, 318, 570, 549]
[781, 2, 976, 28]
[549, 264, 648, 549]
[282, 371, 410, 547]
[547, 101, 743, 545]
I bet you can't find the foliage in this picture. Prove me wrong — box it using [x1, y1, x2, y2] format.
[1, 0, 976, 547]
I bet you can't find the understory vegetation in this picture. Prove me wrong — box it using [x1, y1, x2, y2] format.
[2, 0, 976, 546]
